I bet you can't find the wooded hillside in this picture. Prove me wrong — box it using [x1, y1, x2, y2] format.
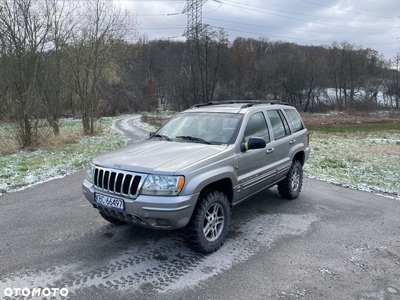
[0, 0, 398, 150]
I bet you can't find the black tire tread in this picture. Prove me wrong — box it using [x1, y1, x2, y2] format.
[183, 190, 231, 254]
[277, 160, 303, 200]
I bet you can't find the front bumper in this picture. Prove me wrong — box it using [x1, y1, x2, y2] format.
[82, 179, 198, 229]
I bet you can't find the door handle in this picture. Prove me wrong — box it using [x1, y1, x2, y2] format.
[289, 139, 296, 144]
[266, 148, 274, 154]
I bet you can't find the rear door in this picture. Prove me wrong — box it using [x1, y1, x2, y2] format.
[265, 109, 294, 182]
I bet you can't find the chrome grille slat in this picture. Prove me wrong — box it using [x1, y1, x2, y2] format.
[107, 171, 112, 191]
[128, 175, 134, 195]
[93, 167, 145, 199]
[113, 172, 117, 192]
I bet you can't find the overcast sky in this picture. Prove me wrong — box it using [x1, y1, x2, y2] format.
[118, 0, 399, 61]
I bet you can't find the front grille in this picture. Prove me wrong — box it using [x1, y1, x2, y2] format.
[94, 167, 145, 199]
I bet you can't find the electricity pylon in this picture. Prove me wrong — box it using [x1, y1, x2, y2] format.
[179, 0, 208, 106]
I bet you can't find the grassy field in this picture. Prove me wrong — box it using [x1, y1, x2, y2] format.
[304, 122, 400, 199]
[0, 113, 399, 200]
[0, 118, 126, 195]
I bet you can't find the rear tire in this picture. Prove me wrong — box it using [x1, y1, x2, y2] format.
[183, 190, 231, 254]
[99, 212, 126, 226]
[278, 160, 303, 199]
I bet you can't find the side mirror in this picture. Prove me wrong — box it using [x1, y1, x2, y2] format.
[241, 137, 266, 152]
[149, 132, 155, 137]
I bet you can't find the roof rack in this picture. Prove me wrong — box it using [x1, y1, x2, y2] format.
[190, 100, 289, 109]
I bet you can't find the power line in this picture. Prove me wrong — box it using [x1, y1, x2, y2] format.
[163, 14, 185, 26]
[216, 0, 397, 32]
[221, 0, 396, 22]
[138, 27, 183, 30]
[207, 25, 399, 46]
[129, 0, 398, 56]
[203, 17, 389, 36]
[299, 0, 398, 19]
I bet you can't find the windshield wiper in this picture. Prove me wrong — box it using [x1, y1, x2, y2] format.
[175, 136, 211, 144]
[151, 134, 171, 141]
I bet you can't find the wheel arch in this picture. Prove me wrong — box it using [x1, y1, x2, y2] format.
[199, 178, 234, 204]
[293, 150, 305, 166]
[183, 166, 236, 204]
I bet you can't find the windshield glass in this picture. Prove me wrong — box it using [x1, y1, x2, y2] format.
[156, 112, 242, 144]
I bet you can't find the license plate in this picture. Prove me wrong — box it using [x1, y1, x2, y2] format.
[94, 193, 124, 211]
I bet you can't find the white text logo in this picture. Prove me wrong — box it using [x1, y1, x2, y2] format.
[4, 287, 69, 297]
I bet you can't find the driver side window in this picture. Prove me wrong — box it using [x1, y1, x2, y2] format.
[243, 112, 270, 143]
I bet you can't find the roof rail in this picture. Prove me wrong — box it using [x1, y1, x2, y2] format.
[190, 100, 289, 109]
[189, 101, 237, 108]
[240, 100, 289, 108]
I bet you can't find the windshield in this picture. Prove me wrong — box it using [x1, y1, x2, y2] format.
[155, 112, 242, 144]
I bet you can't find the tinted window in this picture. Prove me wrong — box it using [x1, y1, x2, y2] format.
[267, 110, 290, 140]
[278, 110, 291, 135]
[243, 112, 270, 143]
[285, 109, 304, 133]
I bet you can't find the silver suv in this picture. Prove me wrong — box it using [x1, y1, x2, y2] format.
[82, 101, 310, 253]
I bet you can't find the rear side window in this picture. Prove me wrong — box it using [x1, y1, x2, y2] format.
[266, 110, 290, 140]
[285, 109, 304, 133]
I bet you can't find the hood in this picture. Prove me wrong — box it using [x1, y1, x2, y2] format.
[93, 139, 228, 174]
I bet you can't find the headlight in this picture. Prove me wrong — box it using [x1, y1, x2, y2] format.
[86, 162, 95, 183]
[141, 175, 185, 196]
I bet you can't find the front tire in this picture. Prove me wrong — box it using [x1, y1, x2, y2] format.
[183, 190, 231, 254]
[278, 160, 303, 199]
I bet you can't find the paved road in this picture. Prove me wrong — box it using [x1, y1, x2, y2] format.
[1, 119, 399, 300]
[1, 176, 399, 300]
[113, 116, 150, 142]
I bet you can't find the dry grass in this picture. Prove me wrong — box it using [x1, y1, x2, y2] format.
[0, 118, 109, 155]
[0, 120, 84, 155]
[302, 110, 400, 127]
[0, 124, 21, 155]
[39, 131, 83, 150]
[0, 139, 19, 155]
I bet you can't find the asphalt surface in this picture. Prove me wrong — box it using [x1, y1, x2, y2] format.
[114, 116, 150, 142]
[0, 119, 399, 300]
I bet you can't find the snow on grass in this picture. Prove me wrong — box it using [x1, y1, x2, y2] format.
[0, 117, 126, 195]
[304, 131, 400, 200]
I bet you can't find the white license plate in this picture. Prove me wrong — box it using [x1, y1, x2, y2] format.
[94, 193, 124, 211]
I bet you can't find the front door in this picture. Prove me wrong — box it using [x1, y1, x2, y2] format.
[236, 112, 276, 201]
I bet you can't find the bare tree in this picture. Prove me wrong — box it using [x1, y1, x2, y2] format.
[64, 0, 135, 135]
[232, 38, 252, 99]
[36, 0, 79, 135]
[199, 27, 228, 103]
[303, 46, 329, 111]
[0, 0, 51, 148]
[329, 41, 346, 110]
[141, 77, 158, 111]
